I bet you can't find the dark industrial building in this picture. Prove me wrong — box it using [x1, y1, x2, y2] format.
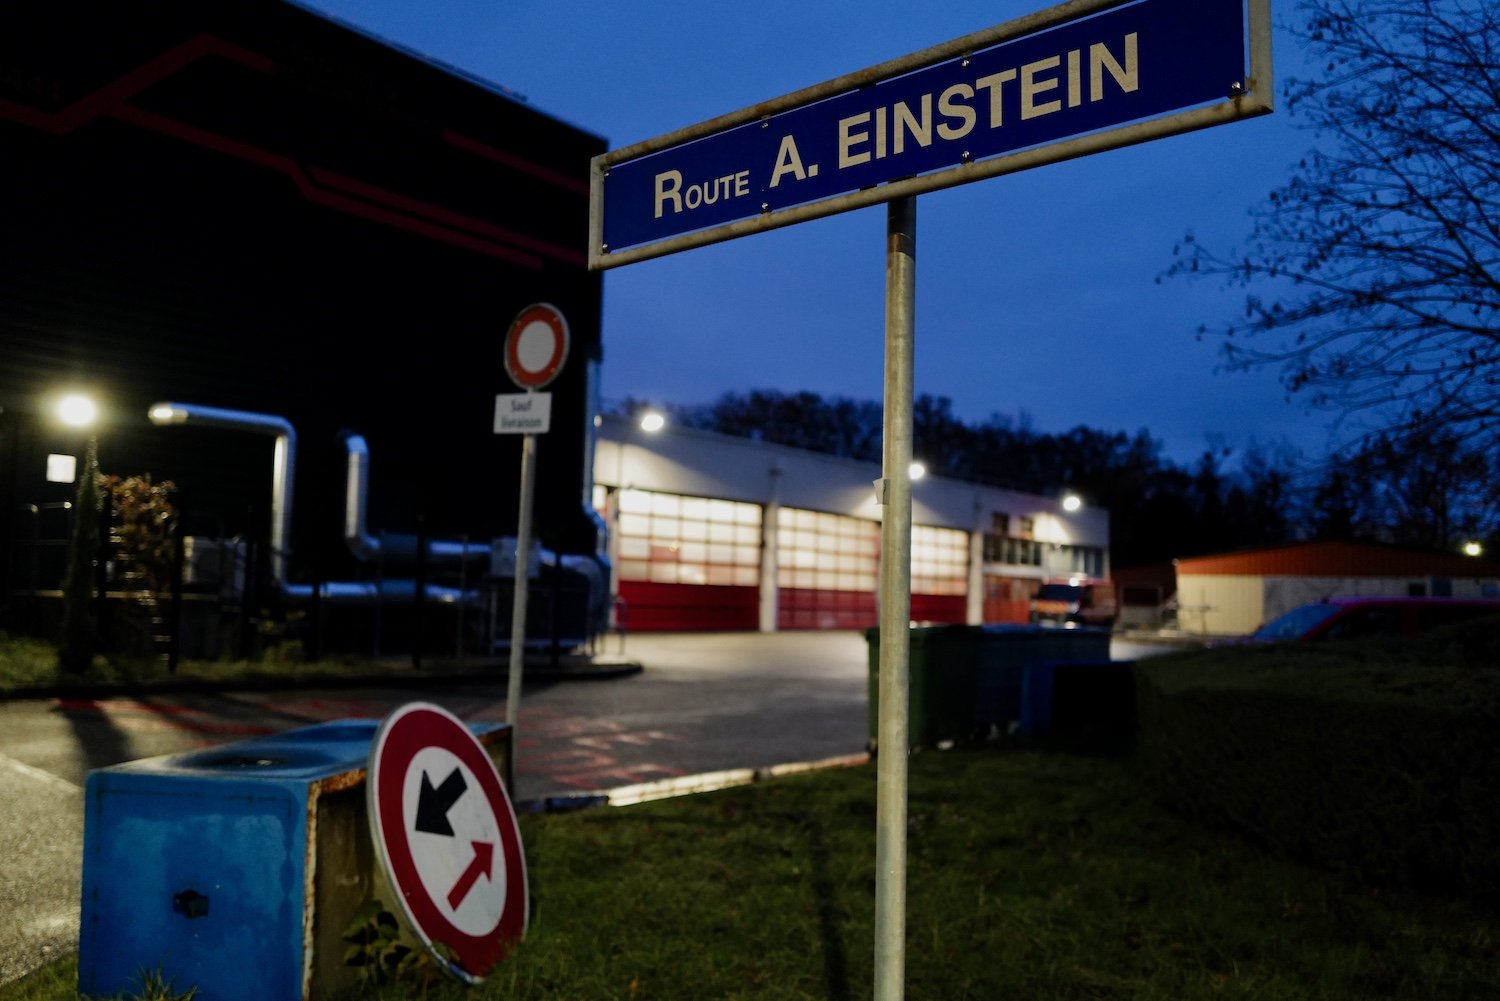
[0, 0, 609, 657]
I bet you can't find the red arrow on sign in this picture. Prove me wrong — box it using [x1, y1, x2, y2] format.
[448, 840, 495, 910]
[368, 702, 528, 982]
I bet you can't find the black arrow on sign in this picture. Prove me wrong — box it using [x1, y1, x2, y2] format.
[414, 767, 467, 836]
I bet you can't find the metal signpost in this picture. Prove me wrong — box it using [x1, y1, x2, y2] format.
[588, 1, 1271, 996]
[496, 303, 571, 740]
[367, 702, 529, 982]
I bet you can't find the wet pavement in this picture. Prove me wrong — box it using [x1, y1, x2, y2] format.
[0, 630, 874, 987]
[0, 629, 1190, 988]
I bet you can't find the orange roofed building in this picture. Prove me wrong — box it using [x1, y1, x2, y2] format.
[1173, 540, 1500, 637]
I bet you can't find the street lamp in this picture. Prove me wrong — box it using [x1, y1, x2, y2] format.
[1062, 493, 1082, 512]
[49, 391, 101, 483]
[52, 390, 104, 673]
[638, 410, 665, 433]
[908, 461, 926, 481]
[56, 393, 98, 429]
[1462, 540, 1484, 557]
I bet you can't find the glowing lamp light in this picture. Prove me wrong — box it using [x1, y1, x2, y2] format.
[909, 462, 926, 481]
[638, 411, 665, 433]
[1462, 541, 1483, 557]
[56, 393, 98, 428]
[1062, 493, 1082, 512]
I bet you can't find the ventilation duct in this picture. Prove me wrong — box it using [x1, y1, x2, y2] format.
[149, 402, 294, 585]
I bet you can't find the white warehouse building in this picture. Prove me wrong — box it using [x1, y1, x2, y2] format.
[589, 414, 1110, 632]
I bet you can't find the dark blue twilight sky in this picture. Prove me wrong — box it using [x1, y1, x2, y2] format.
[303, 0, 1336, 469]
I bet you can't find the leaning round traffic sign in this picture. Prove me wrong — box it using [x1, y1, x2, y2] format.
[504, 302, 570, 389]
[367, 702, 528, 982]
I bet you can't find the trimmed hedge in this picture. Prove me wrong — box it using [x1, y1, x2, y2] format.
[1134, 619, 1500, 899]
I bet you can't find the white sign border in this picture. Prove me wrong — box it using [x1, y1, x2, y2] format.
[589, 0, 1271, 271]
[366, 701, 528, 984]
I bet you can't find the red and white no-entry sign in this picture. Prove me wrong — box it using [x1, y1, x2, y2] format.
[503, 302, 570, 390]
[367, 702, 528, 982]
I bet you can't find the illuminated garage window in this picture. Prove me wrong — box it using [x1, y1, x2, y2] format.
[776, 508, 879, 592]
[613, 487, 761, 585]
[913, 525, 968, 595]
[1058, 544, 1106, 578]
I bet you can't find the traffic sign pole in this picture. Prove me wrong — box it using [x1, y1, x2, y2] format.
[874, 195, 915, 1001]
[507, 430, 536, 730]
[497, 303, 570, 749]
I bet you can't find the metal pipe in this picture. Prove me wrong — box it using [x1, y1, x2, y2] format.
[278, 579, 480, 605]
[342, 433, 488, 563]
[149, 402, 295, 586]
[874, 195, 915, 1001]
[342, 433, 379, 563]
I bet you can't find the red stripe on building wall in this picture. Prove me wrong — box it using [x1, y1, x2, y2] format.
[0, 32, 566, 268]
[616, 582, 758, 631]
[109, 105, 544, 267]
[619, 583, 975, 632]
[305, 165, 584, 266]
[443, 129, 591, 196]
[911, 594, 966, 625]
[778, 588, 876, 631]
[0, 34, 273, 134]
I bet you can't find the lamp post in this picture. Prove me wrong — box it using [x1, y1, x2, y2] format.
[54, 391, 102, 673]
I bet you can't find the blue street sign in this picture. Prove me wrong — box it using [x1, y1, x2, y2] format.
[600, 0, 1246, 256]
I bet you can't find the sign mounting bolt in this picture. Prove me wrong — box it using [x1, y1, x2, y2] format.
[1227, 81, 1245, 97]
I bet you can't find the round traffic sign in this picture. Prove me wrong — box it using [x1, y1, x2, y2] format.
[367, 702, 528, 982]
[504, 303, 569, 389]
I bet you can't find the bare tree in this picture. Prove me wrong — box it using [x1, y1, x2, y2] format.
[1308, 428, 1498, 548]
[1167, 0, 1500, 446]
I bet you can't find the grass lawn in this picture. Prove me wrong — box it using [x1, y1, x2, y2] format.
[3, 739, 1495, 1001]
[0, 628, 498, 696]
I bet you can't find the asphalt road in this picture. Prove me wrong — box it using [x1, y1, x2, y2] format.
[0, 629, 1186, 989]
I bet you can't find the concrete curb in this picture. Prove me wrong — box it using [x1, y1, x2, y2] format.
[515, 752, 874, 814]
[1, 655, 644, 701]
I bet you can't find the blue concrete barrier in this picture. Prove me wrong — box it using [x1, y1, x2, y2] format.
[78, 717, 511, 1001]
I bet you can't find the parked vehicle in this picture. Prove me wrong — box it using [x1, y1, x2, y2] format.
[1029, 577, 1117, 628]
[1244, 595, 1500, 643]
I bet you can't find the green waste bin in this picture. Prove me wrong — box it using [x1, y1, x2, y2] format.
[867, 624, 1113, 749]
[866, 624, 987, 749]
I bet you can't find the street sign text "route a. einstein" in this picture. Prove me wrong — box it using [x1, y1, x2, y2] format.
[595, 0, 1252, 262]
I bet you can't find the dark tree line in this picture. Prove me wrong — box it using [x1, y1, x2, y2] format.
[617, 387, 1497, 567]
